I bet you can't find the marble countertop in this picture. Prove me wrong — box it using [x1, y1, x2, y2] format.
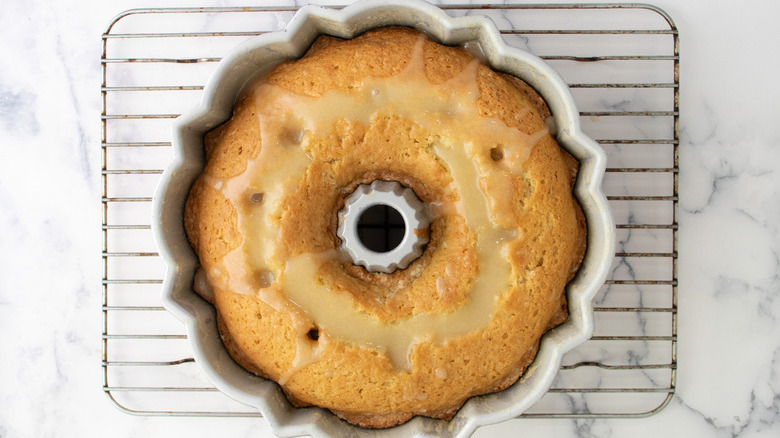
[1, 0, 779, 436]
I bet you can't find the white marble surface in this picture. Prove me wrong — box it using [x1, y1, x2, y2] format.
[1, 0, 779, 436]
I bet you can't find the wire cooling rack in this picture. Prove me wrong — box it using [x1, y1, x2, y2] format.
[101, 3, 678, 420]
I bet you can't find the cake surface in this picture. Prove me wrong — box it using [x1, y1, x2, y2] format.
[184, 27, 586, 428]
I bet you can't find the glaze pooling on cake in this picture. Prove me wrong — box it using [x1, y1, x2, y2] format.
[184, 27, 586, 428]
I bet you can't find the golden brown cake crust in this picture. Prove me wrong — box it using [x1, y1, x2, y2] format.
[184, 27, 586, 428]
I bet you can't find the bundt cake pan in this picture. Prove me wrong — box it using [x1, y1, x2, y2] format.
[152, 0, 615, 436]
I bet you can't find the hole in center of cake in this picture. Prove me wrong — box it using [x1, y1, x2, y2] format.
[357, 204, 405, 253]
[337, 179, 430, 273]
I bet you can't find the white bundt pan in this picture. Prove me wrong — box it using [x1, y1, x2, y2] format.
[152, 1, 615, 436]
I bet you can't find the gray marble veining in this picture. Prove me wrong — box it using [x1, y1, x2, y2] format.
[1, 0, 779, 437]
